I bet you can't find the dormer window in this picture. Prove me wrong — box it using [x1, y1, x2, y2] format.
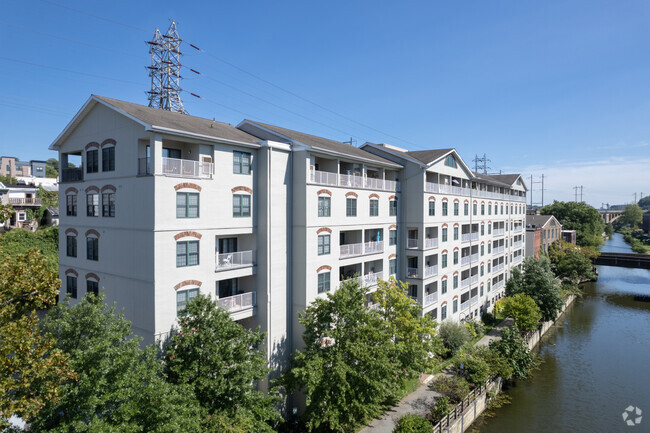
[444, 155, 457, 168]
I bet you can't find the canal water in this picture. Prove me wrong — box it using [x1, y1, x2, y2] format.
[477, 233, 650, 433]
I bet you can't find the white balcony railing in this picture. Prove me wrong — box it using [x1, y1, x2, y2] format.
[494, 246, 505, 254]
[424, 237, 439, 249]
[364, 241, 384, 254]
[425, 182, 439, 193]
[217, 291, 256, 313]
[311, 170, 400, 192]
[424, 291, 438, 306]
[513, 241, 523, 248]
[215, 250, 254, 271]
[407, 267, 419, 278]
[471, 232, 479, 241]
[424, 265, 438, 278]
[162, 157, 214, 179]
[461, 255, 470, 266]
[493, 280, 504, 289]
[461, 278, 470, 288]
[461, 300, 470, 311]
[8, 197, 42, 206]
[312, 170, 338, 186]
[470, 295, 479, 305]
[471, 274, 478, 284]
[471, 253, 479, 262]
[407, 238, 418, 249]
[513, 255, 523, 263]
[364, 271, 383, 286]
[340, 243, 363, 258]
[462, 233, 471, 243]
[493, 228, 505, 236]
[493, 263, 505, 272]
[514, 226, 523, 233]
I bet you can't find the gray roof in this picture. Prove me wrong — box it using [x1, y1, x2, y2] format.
[406, 149, 455, 164]
[471, 172, 512, 188]
[46, 206, 59, 216]
[241, 121, 402, 167]
[93, 96, 261, 145]
[526, 214, 558, 228]
[489, 174, 522, 186]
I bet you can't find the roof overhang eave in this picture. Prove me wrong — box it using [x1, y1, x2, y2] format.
[309, 146, 403, 169]
[147, 125, 262, 149]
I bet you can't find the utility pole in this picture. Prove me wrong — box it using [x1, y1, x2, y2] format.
[541, 174, 545, 207]
[580, 186, 583, 202]
[574, 186, 579, 202]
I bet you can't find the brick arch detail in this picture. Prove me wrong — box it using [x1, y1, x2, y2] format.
[65, 228, 78, 236]
[65, 187, 78, 195]
[388, 224, 397, 230]
[65, 268, 78, 277]
[85, 141, 100, 150]
[453, 270, 459, 275]
[388, 195, 398, 201]
[174, 280, 203, 290]
[442, 223, 448, 227]
[85, 186, 99, 193]
[441, 197, 449, 202]
[453, 198, 460, 202]
[441, 249, 448, 254]
[441, 301, 448, 306]
[85, 272, 100, 281]
[231, 186, 253, 194]
[453, 295, 458, 300]
[317, 227, 332, 234]
[85, 229, 100, 238]
[369, 193, 380, 199]
[428, 196, 436, 201]
[345, 192, 358, 198]
[174, 231, 202, 240]
[101, 185, 116, 193]
[453, 223, 459, 227]
[453, 247, 459, 251]
[100, 138, 116, 147]
[464, 199, 469, 203]
[175, 183, 202, 192]
[388, 253, 397, 259]
[441, 275, 448, 280]
[317, 189, 332, 196]
[317, 265, 332, 273]
[473, 200, 478, 204]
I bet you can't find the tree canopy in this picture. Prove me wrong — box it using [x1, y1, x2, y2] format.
[495, 293, 542, 331]
[548, 240, 597, 284]
[506, 256, 564, 322]
[0, 226, 59, 272]
[638, 196, 650, 211]
[540, 201, 605, 248]
[619, 204, 643, 228]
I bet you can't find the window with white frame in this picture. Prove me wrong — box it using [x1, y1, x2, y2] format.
[86, 236, 98, 261]
[102, 192, 115, 217]
[66, 194, 77, 216]
[346, 198, 357, 217]
[66, 235, 77, 257]
[369, 199, 379, 217]
[86, 193, 99, 217]
[389, 229, 397, 246]
[66, 276, 77, 298]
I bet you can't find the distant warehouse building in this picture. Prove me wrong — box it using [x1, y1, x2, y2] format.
[526, 214, 562, 256]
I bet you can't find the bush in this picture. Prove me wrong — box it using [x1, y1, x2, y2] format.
[429, 397, 450, 424]
[393, 413, 431, 433]
[429, 375, 470, 404]
[439, 321, 472, 354]
[454, 350, 490, 386]
[464, 318, 485, 337]
[481, 310, 499, 326]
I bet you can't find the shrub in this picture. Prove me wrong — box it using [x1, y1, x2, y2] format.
[464, 318, 485, 337]
[454, 350, 490, 386]
[430, 375, 470, 404]
[439, 321, 472, 354]
[481, 310, 499, 326]
[429, 396, 450, 424]
[499, 293, 542, 331]
[393, 413, 431, 433]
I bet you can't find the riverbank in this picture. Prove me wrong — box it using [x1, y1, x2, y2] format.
[616, 227, 650, 254]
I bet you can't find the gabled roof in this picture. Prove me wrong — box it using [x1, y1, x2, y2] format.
[407, 149, 456, 164]
[490, 174, 527, 190]
[526, 214, 560, 228]
[238, 120, 402, 168]
[471, 172, 512, 188]
[50, 95, 261, 150]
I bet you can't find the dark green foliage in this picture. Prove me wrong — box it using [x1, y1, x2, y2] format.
[439, 321, 472, 354]
[454, 349, 490, 386]
[165, 295, 280, 432]
[619, 204, 643, 228]
[33, 294, 202, 432]
[0, 226, 59, 272]
[506, 256, 564, 322]
[393, 413, 432, 433]
[604, 223, 614, 236]
[489, 324, 538, 380]
[497, 293, 542, 331]
[639, 196, 650, 211]
[430, 375, 470, 404]
[548, 241, 597, 283]
[36, 185, 59, 222]
[46, 158, 59, 178]
[0, 174, 18, 185]
[540, 201, 605, 248]
[463, 318, 485, 338]
[429, 397, 451, 424]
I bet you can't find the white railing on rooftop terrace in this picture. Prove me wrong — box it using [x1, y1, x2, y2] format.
[424, 265, 438, 278]
[421, 183, 526, 202]
[8, 198, 42, 206]
[310, 170, 400, 192]
[407, 238, 418, 249]
[364, 272, 383, 286]
[217, 291, 256, 313]
[424, 291, 438, 306]
[461, 300, 470, 311]
[162, 157, 214, 179]
[493, 228, 505, 236]
[461, 278, 470, 289]
[215, 250, 254, 271]
[340, 243, 363, 258]
[364, 241, 384, 254]
[424, 237, 439, 249]
[407, 267, 419, 278]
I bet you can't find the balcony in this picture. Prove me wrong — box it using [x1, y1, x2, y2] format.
[514, 226, 523, 233]
[424, 265, 438, 278]
[424, 291, 438, 306]
[471, 253, 479, 262]
[215, 250, 255, 271]
[493, 263, 505, 272]
[407, 238, 418, 249]
[461, 278, 470, 288]
[513, 255, 523, 264]
[424, 237, 439, 249]
[8, 197, 42, 206]
[471, 232, 479, 241]
[461, 255, 470, 266]
[364, 271, 383, 286]
[493, 246, 505, 254]
[364, 241, 383, 254]
[340, 243, 363, 258]
[425, 182, 439, 193]
[310, 170, 400, 192]
[513, 240, 523, 248]
[470, 295, 479, 305]
[461, 233, 471, 243]
[61, 167, 83, 183]
[493, 228, 505, 237]
[217, 291, 256, 319]
[138, 157, 214, 178]
[407, 267, 419, 278]
[471, 274, 478, 284]
[461, 300, 470, 311]
[493, 280, 504, 289]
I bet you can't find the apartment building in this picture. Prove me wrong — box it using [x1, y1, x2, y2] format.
[0, 183, 42, 229]
[52, 95, 526, 368]
[0, 157, 47, 178]
[525, 214, 562, 254]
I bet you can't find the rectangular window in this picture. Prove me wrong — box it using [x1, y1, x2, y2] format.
[442, 254, 448, 268]
[464, 203, 469, 216]
[488, 244, 492, 254]
[86, 149, 98, 173]
[488, 262, 491, 272]
[318, 197, 331, 217]
[66, 276, 77, 299]
[102, 193, 115, 217]
[488, 224, 492, 235]
[453, 275, 458, 289]
[441, 305, 447, 320]
[389, 258, 397, 276]
[481, 225, 485, 236]
[233, 194, 251, 217]
[473, 203, 477, 215]
[102, 147, 115, 172]
[389, 200, 397, 216]
[481, 204, 485, 215]
[453, 299, 458, 313]
[346, 198, 357, 217]
[454, 202, 459, 216]
[453, 227, 459, 241]
[176, 240, 199, 267]
[488, 204, 492, 215]
[87, 280, 99, 296]
[480, 286, 484, 296]
[176, 288, 199, 315]
[233, 151, 251, 174]
[318, 272, 330, 293]
[442, 228, 448, 242]
[86, 237, 98, 261]
[66, 195, 77, 216]
[429, 201, 435, 216]
[442, 279, 448, 294]
[481, 244, 485, 256]
[453, 250, 458, 265]
[177, 192, 200, 218]
[318, 234, 330, 255]
[66, 235, 77, 257]
[480, 265, 484, 276]
[369, 199, 379, 217]
[442, 202, 448, 216]
[86, 193, 99, 217]
[389, 229, 397, 246]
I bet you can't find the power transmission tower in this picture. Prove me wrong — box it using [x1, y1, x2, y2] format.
[146, 21, 186, 114]
[528, 174, 546, 208]
[573, 185, 584, 202]
[472, 153, 491, 174]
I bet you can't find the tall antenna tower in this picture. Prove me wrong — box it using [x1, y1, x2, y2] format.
[472, 153, 491, 174]
[146, 21, 186, 114]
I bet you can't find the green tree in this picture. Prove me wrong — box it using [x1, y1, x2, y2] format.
[281, 279, 398, 432]
[639, 196, 650, 211]
[429, 375, 470, 404]
[0, 226, 59, 272]
[46, 158, 59, 178]
[393, 413, 431, 432]
[496, 293, 542, 331]
[372, 278, 445, 377]
[0, 250, 73, 428]
[33, 294, 202, 432]
[429, 397, 450, 424]
[489, 324, 538, 380]
[506, 256, 564, 322]
[35, 185, 59, 223]
[165, 295, 280, 432]
[548, 240, 597, 284]
[540, 201, 605, 248]
[0, 174, 18, 185]
[438, 321, 472, 355]
[0, 203, 14, 224]
[619, 204, 643, 228]
[454, 349, 490, 386]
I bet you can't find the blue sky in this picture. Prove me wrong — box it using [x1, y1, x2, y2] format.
[1, 0, 649, 206]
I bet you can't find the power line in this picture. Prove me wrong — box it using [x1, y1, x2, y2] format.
[37, 0, 149, 33]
